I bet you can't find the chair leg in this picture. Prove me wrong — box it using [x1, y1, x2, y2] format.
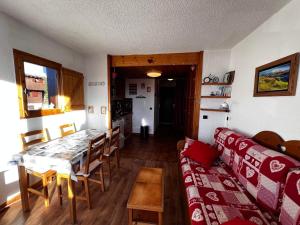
[84, 178, 91, 209]
[116, 149, 120, 168]
[99, 166, 105, 192]
[56, 175, 63, 206]
[42, 176, 50, 207]
[107, 157, 111, 184]
[26, 171, 30, 196]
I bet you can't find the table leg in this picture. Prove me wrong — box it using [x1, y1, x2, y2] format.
[18, 165, 29, 212]
[67, 176, 77, 224]
[158, 212, 163, 225]
[128, 208, 133, 225]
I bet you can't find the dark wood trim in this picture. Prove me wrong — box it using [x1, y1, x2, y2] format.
[202, 82, 231, 86]
[107, 55, 112, 129]
[191, 52, 203, 138]
[253, 53, 299, 97]
[13, 49, 63, 119]
[111, 52, 201, 67]
[252, 131, 300, 161]
[200, 108, 230, 112]
[201, 96, 231, 99]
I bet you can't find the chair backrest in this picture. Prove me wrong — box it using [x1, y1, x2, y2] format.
[60, 123, 76, 137]
[21, 129, 49, 151]
[109, 126, 120, 148]
[84, 133, 106, 174]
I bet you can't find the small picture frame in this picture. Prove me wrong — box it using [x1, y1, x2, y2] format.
[147, 87, 151, 92]
[141, 83, 145, 89]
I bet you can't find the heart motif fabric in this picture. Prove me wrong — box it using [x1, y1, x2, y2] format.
[228, 137, 234, 145]
[206, 192, 219, 202]
[239, 142, 248, 150]
[246, 167, 255, 178]
[192, 208, 203, 222]
[270, 160, 285, 173]
[223, 179, 235, 187]
[297, 179, 300, 195]
[185, 176, 192, 183]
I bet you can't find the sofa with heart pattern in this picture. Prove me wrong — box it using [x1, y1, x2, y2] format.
[180, 127, 300, 225]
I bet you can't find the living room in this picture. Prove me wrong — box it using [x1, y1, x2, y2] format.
[0, 1, 299, 225]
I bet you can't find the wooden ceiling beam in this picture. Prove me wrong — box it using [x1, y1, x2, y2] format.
[111, 52, 202, 67]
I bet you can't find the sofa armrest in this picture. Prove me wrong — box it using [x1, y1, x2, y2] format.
[177, 140, 185, 151]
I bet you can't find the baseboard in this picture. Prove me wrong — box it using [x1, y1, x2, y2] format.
[0, 180, 42, 212]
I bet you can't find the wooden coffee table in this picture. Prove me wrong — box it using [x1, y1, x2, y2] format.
[127, 167, 164, 225]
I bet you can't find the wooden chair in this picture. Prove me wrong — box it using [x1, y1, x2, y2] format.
[57, 133, 106, 209]
[59, 123, 76, 137]
[103, 126, 120, 183]
[20, 129, 56, 207]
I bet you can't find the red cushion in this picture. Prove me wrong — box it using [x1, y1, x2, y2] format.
[221, 217, 257, 225]
[182, 140, 219, 168]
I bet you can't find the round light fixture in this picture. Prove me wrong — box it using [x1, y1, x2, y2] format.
[167, 78, 174, 81]
[147, 71, 161, 78]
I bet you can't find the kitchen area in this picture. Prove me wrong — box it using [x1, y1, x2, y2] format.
[111, 72, 133, 148]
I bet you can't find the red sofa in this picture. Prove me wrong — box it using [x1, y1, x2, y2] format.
[179, 127, 300, 225]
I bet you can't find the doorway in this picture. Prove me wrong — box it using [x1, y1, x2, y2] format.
[159, 86, 175, 125]
[108, 52, 203, 139]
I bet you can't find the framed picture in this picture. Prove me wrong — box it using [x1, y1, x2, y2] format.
[147, 87, 151, 92]
[129, 83, 137, 95]
[253, 53, 299, 97]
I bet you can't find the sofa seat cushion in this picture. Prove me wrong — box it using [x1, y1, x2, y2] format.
[221, 217, 258, 225]
[180, 153, 279, 225]
[279, 169, 300, 225]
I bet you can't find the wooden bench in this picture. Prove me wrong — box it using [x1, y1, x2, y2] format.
[127, 167, 164, 225]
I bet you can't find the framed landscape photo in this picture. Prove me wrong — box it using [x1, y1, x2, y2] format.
[253, 53, 299, 97]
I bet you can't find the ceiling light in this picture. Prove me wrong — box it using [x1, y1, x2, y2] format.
[167, 78, 174, 81]
[147, 71, 161, 78]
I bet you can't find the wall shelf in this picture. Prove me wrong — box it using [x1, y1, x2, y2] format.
[200, 108, 230, 112]
[201, 96, 231, 99]
[202, 82, 231, 86]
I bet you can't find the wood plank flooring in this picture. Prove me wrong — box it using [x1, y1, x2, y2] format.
[0, 134, 184, 225]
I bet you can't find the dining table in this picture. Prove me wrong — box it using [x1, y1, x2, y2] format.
[12, 129, 109, 224]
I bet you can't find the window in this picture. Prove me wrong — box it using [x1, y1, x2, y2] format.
[24, 62, 59, 110]
[14, 49, 84, 118]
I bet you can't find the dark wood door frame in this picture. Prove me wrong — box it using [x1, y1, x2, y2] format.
[107, 52, 203, 138]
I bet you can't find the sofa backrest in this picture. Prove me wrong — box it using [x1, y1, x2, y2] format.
[214, 127, 300, 213]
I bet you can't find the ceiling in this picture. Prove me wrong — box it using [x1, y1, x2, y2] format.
[115, 65, 192, 78]
[0, 0, 291, 55]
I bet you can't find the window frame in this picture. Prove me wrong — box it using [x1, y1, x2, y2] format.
[13, 49, 63, 119]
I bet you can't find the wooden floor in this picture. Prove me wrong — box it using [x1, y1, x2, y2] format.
[0, 132, 184, 225]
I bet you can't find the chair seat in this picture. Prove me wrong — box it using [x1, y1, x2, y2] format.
[104, 146, 118, 157]
[27, 169, 56, 178]
[76, 159, 103, 177]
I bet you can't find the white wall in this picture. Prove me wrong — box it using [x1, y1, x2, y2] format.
[84, 54, 109, 130]
[198, 50, 231, 143]
[0, 13, 86, 205]
[125, 79, 155, 134]
[229, 0, 300, 140]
